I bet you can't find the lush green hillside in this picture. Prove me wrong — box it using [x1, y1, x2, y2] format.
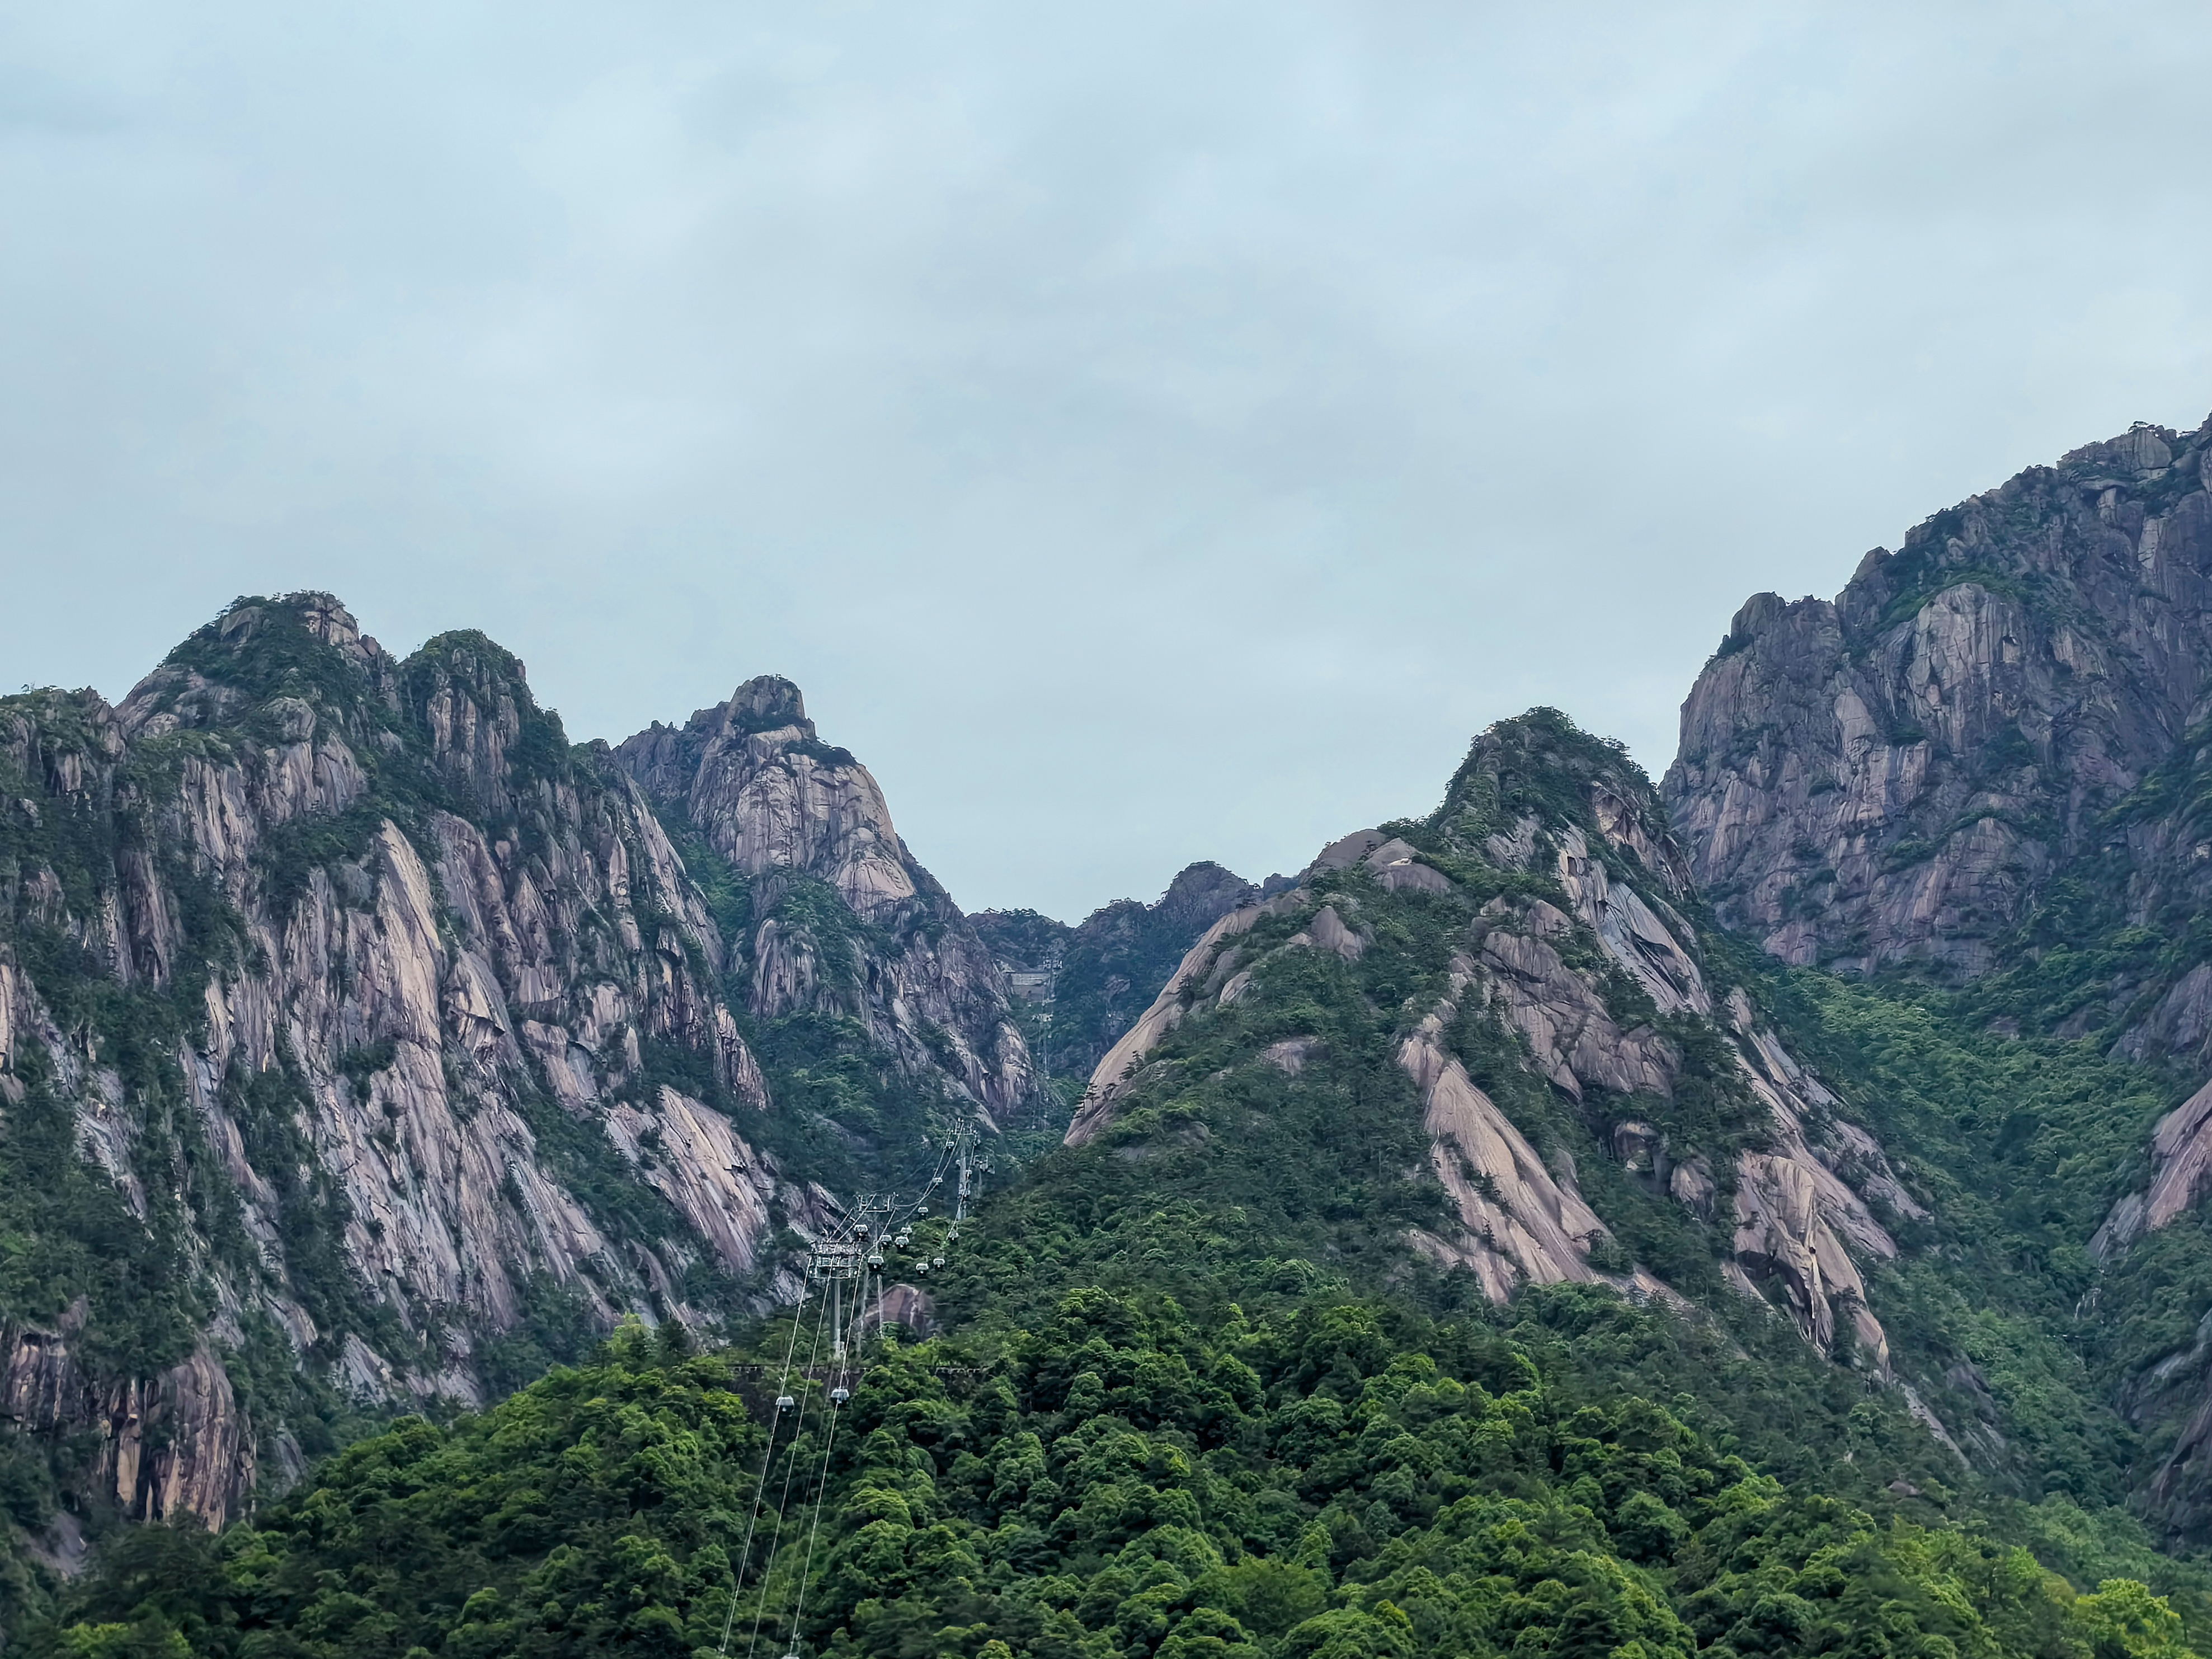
[13, 590, 2212, 1657]
[0, 596, 1040, 1641]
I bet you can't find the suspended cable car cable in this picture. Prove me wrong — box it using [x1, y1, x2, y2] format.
[720, 1109, 989, 1657]
[781, 1356, 850, 1659]
[747, 1288, 834, 1659]
[719, 1287, 811, 1658]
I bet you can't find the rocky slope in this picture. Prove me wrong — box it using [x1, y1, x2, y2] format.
[0, 594, 1026, 1550]
[1664, 409, 2212, 1543]
[1062, 712, 1949, 1428]
[613, 678, 1035, 1121]
[1665, 413, 2212, 993]
[31, 401, 2212, 1587]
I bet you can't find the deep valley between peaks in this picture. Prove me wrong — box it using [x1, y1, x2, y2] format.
[12, 411, 2212, 1659]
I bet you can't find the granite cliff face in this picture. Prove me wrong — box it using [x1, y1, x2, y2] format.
[1666, 414, 2212, 989]
[0, 595, 1014, 1546]
[36, 405, 2212, 1577]
[1660, 411, 2212, 1540]
[614, 680, 1035, 1121]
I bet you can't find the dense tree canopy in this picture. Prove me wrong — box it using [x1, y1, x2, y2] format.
[28, 1299, 2204, 1659]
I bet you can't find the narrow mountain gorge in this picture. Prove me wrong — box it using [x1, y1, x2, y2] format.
[975, 861, 1285, 1085]
[17, 412, 2212, 1659]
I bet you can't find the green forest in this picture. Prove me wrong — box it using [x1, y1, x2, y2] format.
[26, 1294, 2202, 1659]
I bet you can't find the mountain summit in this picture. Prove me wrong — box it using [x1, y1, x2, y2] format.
[0, 594, 1032, 1546]
[1668, 415, 2212, 992]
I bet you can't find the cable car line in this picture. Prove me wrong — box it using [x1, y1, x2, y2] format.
[718, 1282, 813, 1658]
[780, 1344, 850, 1658]
[747, 1287, 834, 1659]
[733, 1109, 990, 1657]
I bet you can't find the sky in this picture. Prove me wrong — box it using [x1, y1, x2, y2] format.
[4, 3, 2211, 922]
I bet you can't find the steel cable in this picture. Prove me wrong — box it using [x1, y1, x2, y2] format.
[746, 1285, 834, 1659]
[718, 1289, 809, 1657]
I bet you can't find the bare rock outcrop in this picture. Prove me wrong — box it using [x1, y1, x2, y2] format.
[1665, 413, 2212, 981]
[859, 1282, 936, 1339]
[1728, 1155, 1889, 1370]
[615, 677, 1036, 1121]
[1555, 828, 1710, 1016]
[1467, 899, 1676, 1101]
[604, 1087, 780, 1276]
[1, 1321, 252, 1530]
[1399, 955, 1613, 1301]
[1065, 900, 1277, 1146]
[1455, 844, 1905, 1371]
[2091, 1077, 2212, 1260]
[0, 596, 826, 1533]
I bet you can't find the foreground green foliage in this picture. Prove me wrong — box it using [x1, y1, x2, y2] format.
[32, 1305, 2203, 1659]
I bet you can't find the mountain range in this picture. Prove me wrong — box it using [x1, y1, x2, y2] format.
[7, 411, 2212, 1657]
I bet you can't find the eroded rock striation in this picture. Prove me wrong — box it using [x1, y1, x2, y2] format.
[0, 595, 1016, 1538]
[1666, 415, 2212, 985]
[1065, 712, 1922, 1393]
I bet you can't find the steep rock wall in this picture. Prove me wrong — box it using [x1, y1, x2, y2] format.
[615, 678, 1036, 1122]
[1665, 415, 2212, 981]
[0, 598, 806, 1533]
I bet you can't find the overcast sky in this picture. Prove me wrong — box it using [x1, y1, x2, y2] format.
[3, 3, 2210, 921]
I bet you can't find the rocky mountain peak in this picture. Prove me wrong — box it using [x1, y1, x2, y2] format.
[1060, 702, 1918, 1384]
[0, 601, 1046, 1548]
[1666, 409, 2212, 980]
[1154, 861, 1264, 932]
[609, 675, 843, 802]
[721, 674, 812, 739]
[1432, 708, 1692, 895]
[401, 630, 569, 823]
[116, 592, 399, 744]
[2063, 420, 2184, 479]
[211, 591, 384, 674]
[613, 680, 1037, 1121]
[0, 594, 822, 1536]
